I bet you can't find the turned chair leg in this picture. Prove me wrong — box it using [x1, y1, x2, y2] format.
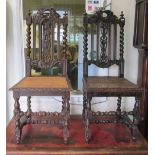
[83, 90, 87, 122]
[26, 96, 32, 123]
[85, 96, 92, 143]
[62, 96, 70, 144]
[14, 96, 22, 144]
[116, 96, 122, 121]
[131, 97, 140, 142]
[85, 118, 91, 143]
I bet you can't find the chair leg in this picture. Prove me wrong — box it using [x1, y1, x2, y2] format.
[62, 96, 65, 113]
[62, 96, 70, 144]
[26, 96, 32, 123]
[116, 96, 122, 120]
[85, 118, 91, 143]
[85, 96, 92, 143]
[83, 90, 87, 122]
[14, 97, 22, 144]
[88, 96, 92, 111]
[131, 97, 140, 142]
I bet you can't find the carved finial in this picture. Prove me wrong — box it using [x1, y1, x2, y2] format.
[119, 11, 125, 27]
[64, 11, 68, 17]
[62, 11, 68, 59]
[83, 10, 87, 16]
[63, 11, 68, 26]
[28, 10, 31, 16]
[121, 11, 124, 17]
[120, 12, 124, 21]
[26, 10, 32, 58]
[83, 10, 88, 26]
[26, 10, 32, 25]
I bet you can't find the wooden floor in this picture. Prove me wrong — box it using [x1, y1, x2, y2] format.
[7, 116, 148, 155]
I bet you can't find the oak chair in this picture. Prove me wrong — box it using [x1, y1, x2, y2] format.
[10, 8, 71, 144]
[83, 10, 144, 143]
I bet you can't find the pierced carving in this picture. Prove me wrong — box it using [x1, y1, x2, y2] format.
[33, 8, 60, 24]
[26, 8, 68, 74]
[38, 58, 61, 69]
[43, 21, 52, 53]
[100, 22, 109, 65]
[31, 56, 61, 70]
[86, 10, 121, 68]
[39, 52, 51, 68]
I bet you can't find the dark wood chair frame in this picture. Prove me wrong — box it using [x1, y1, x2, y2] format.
[83, 10, 144, 143]
[10, 8, 71, 144]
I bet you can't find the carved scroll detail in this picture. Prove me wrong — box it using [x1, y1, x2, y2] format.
[87, 10, 120, 68]
[43, 21, 51, 53]
[33, 8, 60, 24]
[100, 22, 109, 65]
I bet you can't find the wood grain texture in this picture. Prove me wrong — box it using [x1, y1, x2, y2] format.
[7, 116, 148, 155]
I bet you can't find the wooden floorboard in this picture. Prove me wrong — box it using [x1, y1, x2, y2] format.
[6, 115, 148, 155]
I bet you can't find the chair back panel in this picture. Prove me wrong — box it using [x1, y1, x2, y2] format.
[83, 10, 125, 78]
[25, 8, 68, 76]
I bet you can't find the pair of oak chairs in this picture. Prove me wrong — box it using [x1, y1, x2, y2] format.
[10, 8, 144, 144]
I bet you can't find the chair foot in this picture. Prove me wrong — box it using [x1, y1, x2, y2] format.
[85, 126, 91, 144]
[15, 127, 22, 144]
[63, 125, 69, 145]
[16, 139, 20, 144]
[131, 126, 138, 142]
[82, 110, 87, 125]
[64, 138, 68, 145]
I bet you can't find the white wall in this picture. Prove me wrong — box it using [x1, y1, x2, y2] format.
[6, 0, 25, 124]
[112, 0, 139, 111]
[6, 0, 139, 124]
[112, 0, 138, 83]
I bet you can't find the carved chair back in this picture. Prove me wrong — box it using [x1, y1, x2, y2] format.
[25, 8, 68, 76]
[83, 10, 125, 78]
